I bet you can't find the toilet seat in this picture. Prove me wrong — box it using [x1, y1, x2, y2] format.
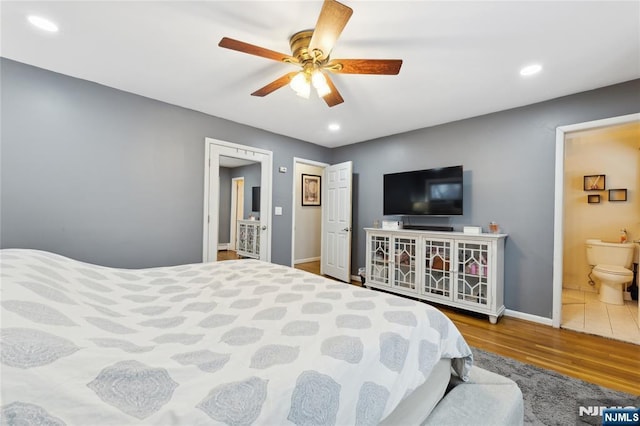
[593, 264, 633, 277]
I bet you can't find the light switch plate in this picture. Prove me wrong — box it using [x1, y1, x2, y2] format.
[275, 206, 283, 215]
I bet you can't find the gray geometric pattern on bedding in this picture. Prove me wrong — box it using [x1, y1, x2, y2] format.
[0, 249, 472, 425]
[1, 328, 80, 368]
[1, 401, 67, 426]
[87, 360, 179, 419]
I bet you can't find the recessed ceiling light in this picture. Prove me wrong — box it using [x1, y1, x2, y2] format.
[27, 15, 59, 33]
[328, 123, 340, 132]
[520, 64, 542, 77]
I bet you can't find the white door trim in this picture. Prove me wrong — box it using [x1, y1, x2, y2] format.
[552, 112, 639, 328]
[203, 138, 273, 263]
[291, 157, 330, 267]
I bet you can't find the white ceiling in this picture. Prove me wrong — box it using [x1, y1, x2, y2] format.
[2, 1, 639, 148]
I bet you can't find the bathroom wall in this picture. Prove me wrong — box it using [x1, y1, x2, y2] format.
[563, 121, 640, 291]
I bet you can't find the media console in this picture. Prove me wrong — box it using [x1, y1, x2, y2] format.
[365, 227, 507, 323]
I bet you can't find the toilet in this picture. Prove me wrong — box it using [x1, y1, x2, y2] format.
[585, 239, 635, 305]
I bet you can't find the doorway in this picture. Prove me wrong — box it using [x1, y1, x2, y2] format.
[291, 158, 353, 283]
[292, 159, 328, 268]
[552, 113, 639, 340]
[203, 138, 273, 263]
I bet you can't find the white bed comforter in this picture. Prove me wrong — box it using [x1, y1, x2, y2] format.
[0, 249, 472, 425]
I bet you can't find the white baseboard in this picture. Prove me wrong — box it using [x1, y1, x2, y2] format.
[217, 243, 230, 251]
[294, 256, 320, 264]
[504, 309, 553, 326]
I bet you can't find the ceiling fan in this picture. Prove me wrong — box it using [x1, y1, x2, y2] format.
[218, 0, 402, 107]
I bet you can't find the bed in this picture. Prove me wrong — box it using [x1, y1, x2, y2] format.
[0, 248, 474, 425]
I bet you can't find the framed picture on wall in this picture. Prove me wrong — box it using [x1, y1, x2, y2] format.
[302, 174, 321, 206]
[608, 189, 627, 202]
[583, 174, 605, 191]
[587, 194, 601, 204]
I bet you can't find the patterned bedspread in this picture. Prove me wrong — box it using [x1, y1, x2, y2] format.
[0, 249, 472, 425]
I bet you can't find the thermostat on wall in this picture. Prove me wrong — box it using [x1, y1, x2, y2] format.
[382, 221, 403, 230]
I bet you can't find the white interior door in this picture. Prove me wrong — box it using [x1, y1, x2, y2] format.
[203, 139, 272, 263]
[321, 161, 353, 282]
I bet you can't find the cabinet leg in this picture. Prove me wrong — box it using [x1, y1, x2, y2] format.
[489, 315, 498, 324]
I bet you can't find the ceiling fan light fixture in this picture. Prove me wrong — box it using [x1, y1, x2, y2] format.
[218, 0, 401, 107]
[311, 70, 331, 97]
[290, 72, 311, 98]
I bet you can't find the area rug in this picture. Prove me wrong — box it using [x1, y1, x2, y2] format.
[472, 348, 640, 426]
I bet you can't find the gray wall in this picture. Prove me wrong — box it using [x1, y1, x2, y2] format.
[2, 57, 639, 318]
[0, 58, 332, 268]
[332, 79, 640, 318]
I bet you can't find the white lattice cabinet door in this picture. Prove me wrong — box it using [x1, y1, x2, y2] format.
[365, 228, 506, 323]
[236, 220, 261, 259]
[390, 235, 419, 294]
[454, 240, 491, 307]
[422, 237, 454, 302]
[366, 232, 420, 297]
[366, 232, 391, 287]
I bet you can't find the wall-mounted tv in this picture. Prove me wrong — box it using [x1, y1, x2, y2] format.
[383, 165, 463, 216]
[251, 186, 260, 212]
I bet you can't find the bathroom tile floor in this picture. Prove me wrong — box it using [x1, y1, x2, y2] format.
[562, 288, 639, 345]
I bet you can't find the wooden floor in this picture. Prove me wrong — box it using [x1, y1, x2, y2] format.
[441, 306, 640, 396]
[217, 250, 242, 261]
[290, 259, 640, 396]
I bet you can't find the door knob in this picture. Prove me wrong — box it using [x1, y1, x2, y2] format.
[261, 225, 267, 231]
[342, 227, 351, 232]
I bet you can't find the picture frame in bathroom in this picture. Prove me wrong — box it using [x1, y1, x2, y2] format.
[587, 194, 601, 204]
[608, 188, 627, 202]
[583, 174, 605, 191]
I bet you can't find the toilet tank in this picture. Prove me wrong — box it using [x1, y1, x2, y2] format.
[585, 240, 635, 268]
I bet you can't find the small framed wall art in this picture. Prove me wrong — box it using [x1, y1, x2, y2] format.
[302, 174, 321, 206]
[583, 174, 605, 191]
[587, 194, 601, 204]
[608, 189, 627, 202]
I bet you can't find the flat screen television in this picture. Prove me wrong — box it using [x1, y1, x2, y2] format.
[251, 186, 260, 212]
[383, 165, 463, 216]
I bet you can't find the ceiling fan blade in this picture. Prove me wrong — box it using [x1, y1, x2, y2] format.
[326, 59, 403, 75]
[219, 37, 296, 63]
[251, 72, 298, 97]
[308, 0, 353, 60]
[322, 74, 344, 107]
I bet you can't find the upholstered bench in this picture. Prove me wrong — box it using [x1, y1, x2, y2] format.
[423, 366, 524, 425]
